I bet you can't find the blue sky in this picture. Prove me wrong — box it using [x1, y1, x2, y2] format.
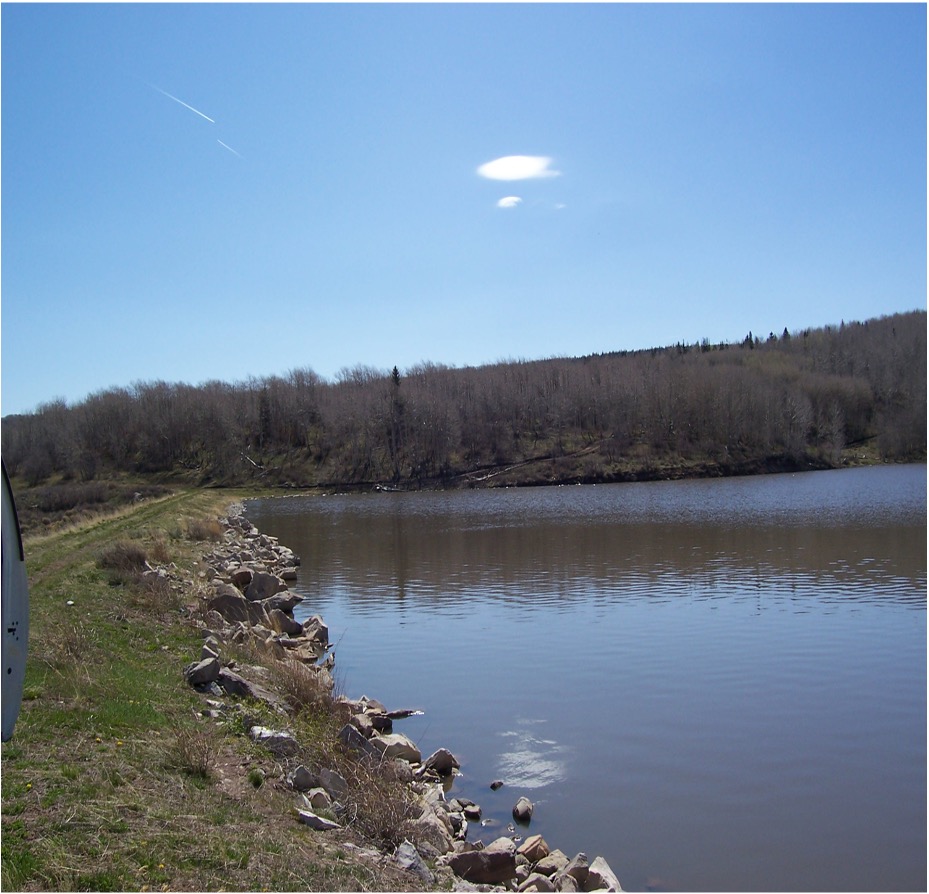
[2, 3, 925, 416]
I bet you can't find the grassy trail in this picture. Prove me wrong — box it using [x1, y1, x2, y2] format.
[1, 488, 417, 892]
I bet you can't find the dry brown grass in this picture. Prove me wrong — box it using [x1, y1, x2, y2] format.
[168, 727, 216, 780]
[96, 539, 149, 572]
[185, 517, 225, 542]
[276, 658, 336, 715]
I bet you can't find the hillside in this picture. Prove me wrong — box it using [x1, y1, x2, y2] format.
[2, 311, 925, 493]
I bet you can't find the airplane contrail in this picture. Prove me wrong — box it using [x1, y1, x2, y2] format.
[217, 139, 243, 159]
[149, 83, 215, 123]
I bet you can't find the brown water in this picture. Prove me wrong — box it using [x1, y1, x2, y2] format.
[247, 465, 927, 892]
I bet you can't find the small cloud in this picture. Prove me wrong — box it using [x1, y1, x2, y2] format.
[497, 196, 523, 209]
[478, 155, 561, 181]
[554, 203, 567, 210]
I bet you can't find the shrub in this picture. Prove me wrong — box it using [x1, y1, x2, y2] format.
[339, 758, 419, 849]
[168, 728, 214, 780]
[276, 660, 335, 715]
[96, 541, 149, 573]
[185, 518, 225, 542]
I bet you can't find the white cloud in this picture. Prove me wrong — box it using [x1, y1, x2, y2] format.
[497, 196, 523, 209]
[477, 155, 561, 181]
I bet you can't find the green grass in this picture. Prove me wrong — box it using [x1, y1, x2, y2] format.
[1, 486, 428, 892]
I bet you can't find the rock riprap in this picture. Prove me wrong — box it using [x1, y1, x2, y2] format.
[174, 503, 623, 891]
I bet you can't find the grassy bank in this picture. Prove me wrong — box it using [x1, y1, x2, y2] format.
[0, 486, 427, 892]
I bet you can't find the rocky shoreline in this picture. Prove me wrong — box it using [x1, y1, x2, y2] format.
[171, 503, 623, 892]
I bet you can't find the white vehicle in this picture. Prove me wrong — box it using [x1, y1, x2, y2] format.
[2, 460, 29, 741]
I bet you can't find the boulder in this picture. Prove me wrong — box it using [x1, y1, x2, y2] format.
[519, 873, 557, 893]
[484, 836, 517, 855]
[451, 798, 482, 821]
[583, 856, 622, 892]
[184, 655, 221, 686]
[535, 850, 570, 877]
[490, 779, 505, 790]
[245, 571, 286, 601]
[518, 834, 551, 864]
[349, 712, 378, 738]
[413, 804, 456, 854]
[207, 587, 270, 626]
[288, 765, 317, 792]
[513, 796, 534, 823]
[395, 840, 435, 885]
[230, 566, 253, 589]
[305, 787, 332, 811]
[446, 838, 517, 885]
[303, 614, 329, 645]
[259, 591, 304, 614]
[337, 723, 379, 759]
[369, 732, 421, 763]
[249, 725, 299, 756]
[296, 808, 340, 831]
[424, 747, 461, 776]
[216, 668, 284, 710]
[268, 608, 303, 636]
[280, 567, 298, 581]
[562, 853, 589, 888]
[318, 767, 348, 800]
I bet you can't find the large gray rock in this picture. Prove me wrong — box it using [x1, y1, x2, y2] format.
[562, 853, 589, 888]
[337, 723, 379, 759]
[268, 608, 303, 636]
[424, 747, 461, 776]
[288, 765, 317, 791]
[305, 787, 332, 811]
[249, 725, 299, 756]
[207, 587, 270, 626]
[519, 873, 557, 893]
[395, 840, 434, 885]
[583, 856, 622, 892]
[230, 566, 253, 589]
[216, 668, 284, 711]
[535, 850, 570, 877]
[413, 804, 455, 855]
[518, 834, 551, 864]
[259, 591, 304, 614]
[245, 571, 286, 601]
[369, 732, 421, 763]
[318, 767, 348, 799]
[303, 614, 329, 645]
[296, 808, 340, 831]
[184, 655, 221, 685]
[446, 837, 517, 884]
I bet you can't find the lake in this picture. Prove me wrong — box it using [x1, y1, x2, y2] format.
[245, 465, 927, 892]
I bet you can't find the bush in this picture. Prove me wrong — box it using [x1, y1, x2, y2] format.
[276, 659, 335, 715]
[185, 518, 224, 542]
[96, 541, 149, 572]
[168, 728, 215, 780]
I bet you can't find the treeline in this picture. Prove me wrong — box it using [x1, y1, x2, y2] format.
[2, 311, 925, 489]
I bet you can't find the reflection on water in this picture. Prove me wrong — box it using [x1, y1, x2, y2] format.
[247, 465, 926, 892]
[497, 719, 569, 790]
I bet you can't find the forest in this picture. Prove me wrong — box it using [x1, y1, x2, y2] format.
[2, 310, 925, 492]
